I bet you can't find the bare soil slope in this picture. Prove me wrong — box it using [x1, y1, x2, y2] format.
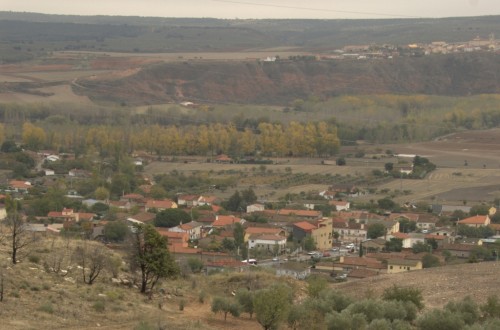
[334, 261, 500, 310]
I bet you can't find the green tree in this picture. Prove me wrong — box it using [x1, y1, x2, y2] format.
[224, 190, 243, 212]
[382, 285, 424, 310]
[325, 310, 367, 330]
[233, 222, 245, 251]
[444, 296, 480, 325]
[304, 236, 316, 252]
[469, 204, 490, 216]
[384, 163, 394, 172]
[241, 188, 258, 206]
[94, 187, 110, 201]
[385, 238, 403, 252]
[307, 275, 328, 298]
[211, 296, 240, 321]
[236, 289, 255, 318]
[186, 257, 204, 273]
[377, 198, 396, 210]
[422, 253, 440, 268]
[367, 223, 386, 239]
[336, 157, 346, 166]
[480, 295, 500, 319]
[398, 219, 416, 233]
[254, 285, 292, 330]
[154, 209, 191, 228]
[103, 221, 129, 242]
[1, 140, 21, 153]
[129, 224, 178, 295]
[416, 308, 465, 330]
[222, 237, 236, 251]
[412, 241, 432, 254]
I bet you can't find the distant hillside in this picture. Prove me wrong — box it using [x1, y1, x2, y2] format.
[0, 12, 499, 62]
[74, 53, 500, 105]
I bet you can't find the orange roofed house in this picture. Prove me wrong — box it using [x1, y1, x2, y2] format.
[157, 229, 189, 248]
[293, 218, 333, 251]
[9, 180, 32, 193]
[277, 209, 322, 220]
[457, 215, 491, 228]
[145, 199, 178, 212]
[212, 215, 245, 228]
[47, 208, 95, 223]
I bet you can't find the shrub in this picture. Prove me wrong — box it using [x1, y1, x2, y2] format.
[326, 310, 367, 330]
[382, 285, 424, 310]
[134, 321, 154, 330]
[416, 308, 465, 330]
[93, 300, 106, 312]
[187, 257, 204, 273]
[179, 299, 185, 311]
[198, 290, 206, 304]
[38, 302, 54, 314]
[346, 299, 384, 323]
[367, 318, 391, 330]
[211, 296, 240, 321]
[481, 295, 500, 319]
[445, 296, 480, 325]
[28, 255, 40, 264]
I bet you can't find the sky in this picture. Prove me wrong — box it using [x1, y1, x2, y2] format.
[1, 0, 499, 19]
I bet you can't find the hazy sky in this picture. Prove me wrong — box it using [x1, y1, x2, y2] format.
[1, 0, 499, 19]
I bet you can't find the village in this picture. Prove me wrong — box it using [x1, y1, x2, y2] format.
[3, 148, 499, 285]
[259, 33, 500, 62]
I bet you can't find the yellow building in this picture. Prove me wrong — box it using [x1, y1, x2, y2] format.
[387, 259, 422, 274]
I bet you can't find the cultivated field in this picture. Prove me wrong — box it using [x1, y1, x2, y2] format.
[144, 129, 500, 205]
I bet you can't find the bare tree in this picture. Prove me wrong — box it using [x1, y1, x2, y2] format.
[0, 269, 4, 302]
[74, 242, 108, 285]
[44, 237, 72, 276]
[6, 211, 32, 265]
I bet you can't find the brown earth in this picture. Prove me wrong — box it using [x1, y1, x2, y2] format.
[334, 261, 500, 310]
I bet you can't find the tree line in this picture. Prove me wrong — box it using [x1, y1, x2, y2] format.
[18, 121, 340, 158]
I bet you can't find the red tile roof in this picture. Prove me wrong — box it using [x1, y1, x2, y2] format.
[391, 232, 410, 239]
[128, 212, 156, 223]
[245, 227, 283, 235]
[458, 215, 489, 225]
[212, 215, 242, 227]
[251, 234, 286, 241]
[278, 209, 321, 217]
[146, 199, 176, 209]
[293, 221, 317, 232]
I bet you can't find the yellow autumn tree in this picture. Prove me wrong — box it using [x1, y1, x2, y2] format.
[22, 122, 47, 151]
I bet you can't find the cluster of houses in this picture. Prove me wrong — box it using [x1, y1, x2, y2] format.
[5, 163, 500, 282]
[313, 34, 500, 61]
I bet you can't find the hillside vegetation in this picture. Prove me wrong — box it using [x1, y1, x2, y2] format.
[74, 53, 500, 105]
[1, 13, 499, 63]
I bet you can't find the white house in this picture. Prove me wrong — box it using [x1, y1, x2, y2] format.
[329, 200, 350, 211]
[44, 169, 55, 176]
[247, 203, 265, 213]
[45, 155, 60, 162]
[248, 234, 287, 254]
[168, 221, 203, 240]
